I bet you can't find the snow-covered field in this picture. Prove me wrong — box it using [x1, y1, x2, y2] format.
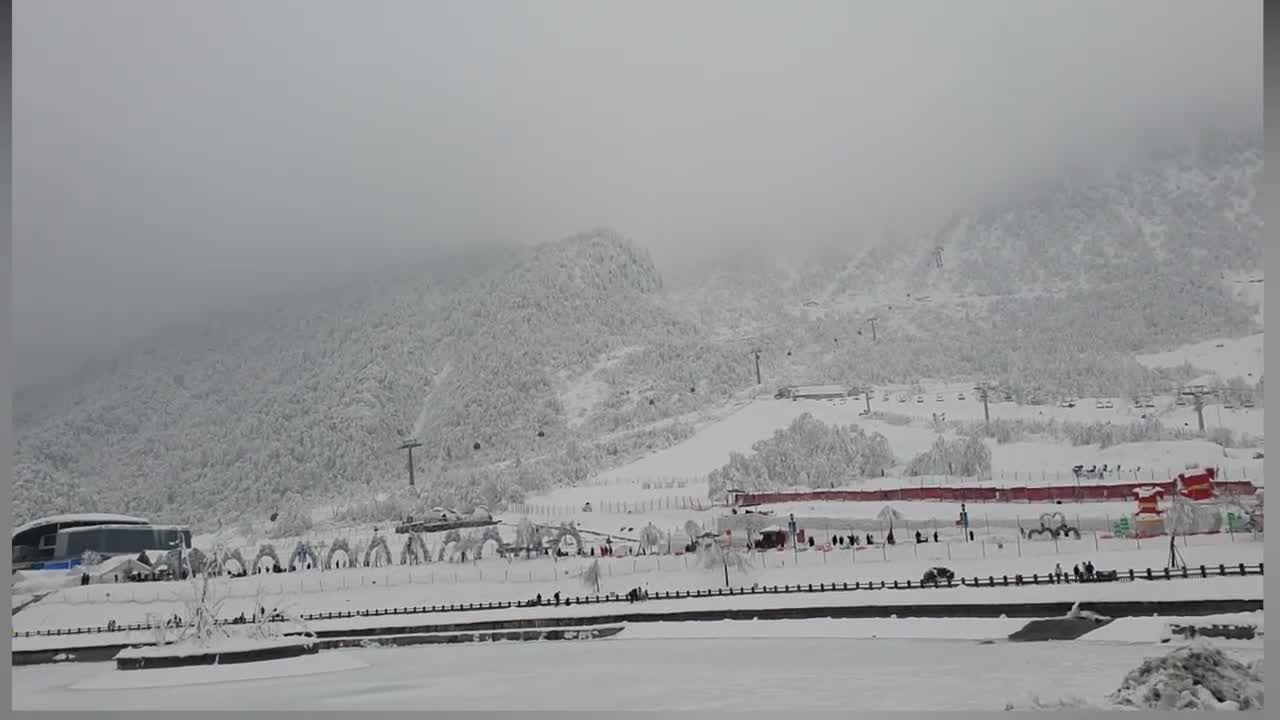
[12, 572, 1265, 654]
[13, 625, 1264, 711]
[12, 530, 1263, 640]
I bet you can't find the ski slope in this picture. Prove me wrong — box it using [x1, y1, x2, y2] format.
[570, 393, 1262, 492]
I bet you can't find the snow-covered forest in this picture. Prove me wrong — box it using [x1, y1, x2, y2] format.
[11, 134, 1264, 530]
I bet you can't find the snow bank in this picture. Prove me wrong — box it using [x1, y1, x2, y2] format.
[69, 651, 367, 691]
[1108, 640, 1264, 711]
[115, 635, 312, 659]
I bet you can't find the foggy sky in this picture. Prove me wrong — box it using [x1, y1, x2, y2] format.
[12, 0, 1262, 388]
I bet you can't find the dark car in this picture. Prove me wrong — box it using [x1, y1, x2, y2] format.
[921, 566, 955, 586]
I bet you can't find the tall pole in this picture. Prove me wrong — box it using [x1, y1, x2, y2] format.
[864, 390, 872, 416]
[867, 318, 878, 342]
[976, 384, 991, 424]
[399, 440, 423, 487]
[753, 350, 762, 386]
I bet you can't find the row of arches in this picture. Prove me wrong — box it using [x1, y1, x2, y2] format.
[194, 527, 578, 576]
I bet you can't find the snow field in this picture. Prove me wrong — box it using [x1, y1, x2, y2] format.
[619, 611, 1264, 644]
[13, 532, 1263, 639]
[13, 632, 1265, 711]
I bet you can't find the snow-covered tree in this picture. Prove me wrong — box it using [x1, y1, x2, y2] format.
[176, 572, 231, 648]
[515, 517, 539, 558]
[697, 536, 751, 588]
[580, 558, 602, 595]
[80, 549, 104, 569]
[638, 523, 664, 554]
[683, 520, 702, 544]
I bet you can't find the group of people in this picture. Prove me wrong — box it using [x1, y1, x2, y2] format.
[1053, 561, 1099, 582]
[527, 591, 566, 607]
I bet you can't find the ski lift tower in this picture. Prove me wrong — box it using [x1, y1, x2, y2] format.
[399, 439, 424, 488]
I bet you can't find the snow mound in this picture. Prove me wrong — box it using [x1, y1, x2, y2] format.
[1064, 601, 1111, 622]
[1108, 640, 1264, 711]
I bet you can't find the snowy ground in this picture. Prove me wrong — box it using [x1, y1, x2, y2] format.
[13, 572, 1265, 653]
[12, 534, 1263, 645]
[13, 625, 1264, 711]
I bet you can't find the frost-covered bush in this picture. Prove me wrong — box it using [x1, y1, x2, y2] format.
[905, 435, 991, 477]
[1207, 427, 1236, 449]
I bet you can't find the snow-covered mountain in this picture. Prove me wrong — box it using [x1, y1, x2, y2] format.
[12, 134, 1263, 529]
[669, 134, 1262, 396]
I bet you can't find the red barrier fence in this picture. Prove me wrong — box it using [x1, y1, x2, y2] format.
[737, 480, 1260, 507]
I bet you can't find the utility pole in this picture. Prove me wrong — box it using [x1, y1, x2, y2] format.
[399, 439, 423, 487]
[933, 247, 944, 268]
[866, 317, 878, 342]
[1180, 387, 1208, 433]
[752, 349, 762, 386]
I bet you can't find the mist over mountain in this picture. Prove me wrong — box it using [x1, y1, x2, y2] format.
[11, 133, 1263, 529]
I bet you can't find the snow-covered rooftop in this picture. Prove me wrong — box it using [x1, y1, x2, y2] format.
[12, 513, 149, 540]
